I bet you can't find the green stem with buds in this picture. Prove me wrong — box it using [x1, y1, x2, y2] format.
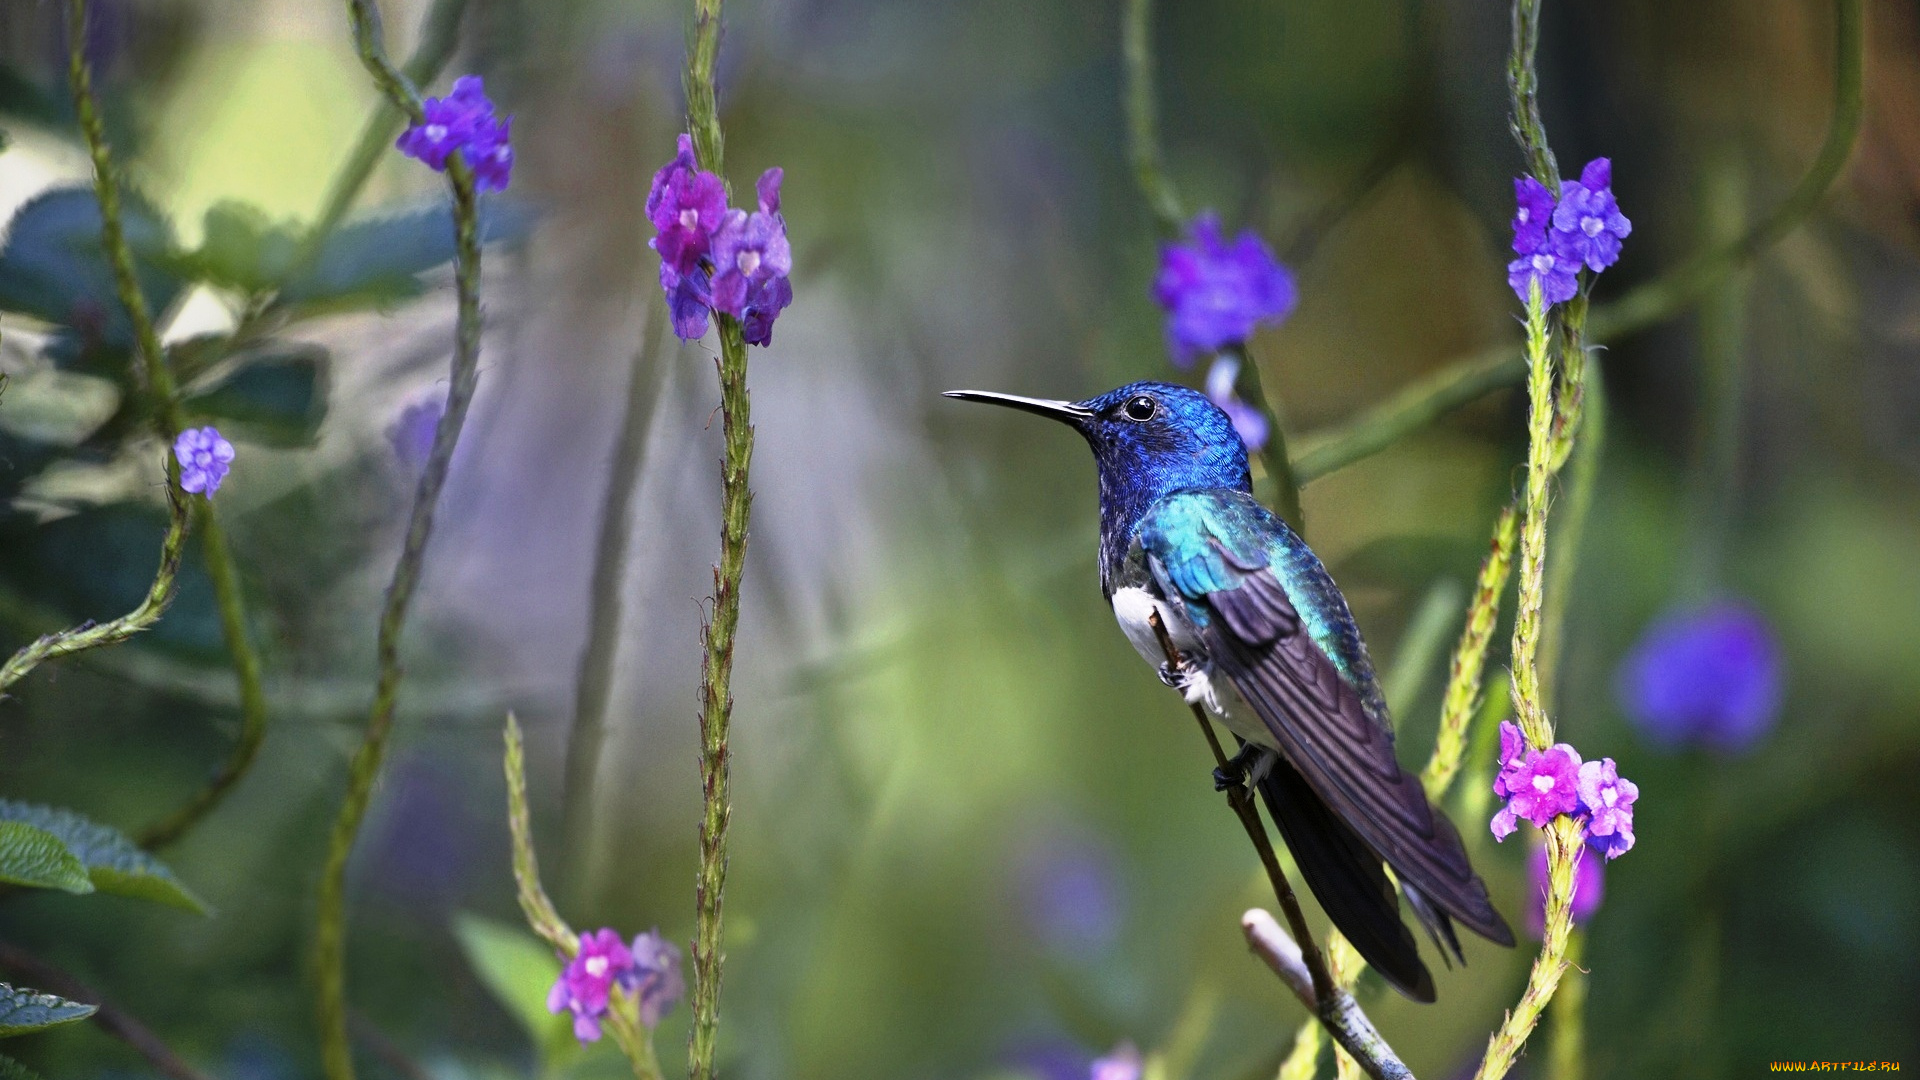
[684, 0, 756, 1075]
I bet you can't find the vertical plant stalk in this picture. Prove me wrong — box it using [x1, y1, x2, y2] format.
[561, 306, 670, 904]
[1537, 362, 1603, 707]
[1505, 288, 1557, 749]
[1471, 815, 1581, 1080]
[66, 0, 270, 850]
[314, 10, 486, 1080]
[1424, 505, 1519, 797]
[1119, 0, 1305, 530]
[683, 0, 755, 1075]
[1505, 0, 1560, 192]
[1680, 148, 1752, 596]
[505, 716, 664, 1080]
[1547, 929, 1587, 1080]
[0, 478, 190, 693]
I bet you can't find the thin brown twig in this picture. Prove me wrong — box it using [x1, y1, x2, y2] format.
[0, 941, 215, 1080]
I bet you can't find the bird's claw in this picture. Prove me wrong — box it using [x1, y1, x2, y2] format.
[1213, 744, 1263, 792]
[1157, 659, 1198, 691]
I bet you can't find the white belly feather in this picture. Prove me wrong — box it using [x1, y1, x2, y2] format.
[1110, 586, 1278, 752]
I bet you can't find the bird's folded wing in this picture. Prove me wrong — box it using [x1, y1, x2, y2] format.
[1200, 570, 1513, 946]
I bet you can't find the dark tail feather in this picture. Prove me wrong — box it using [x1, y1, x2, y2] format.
[1402, 883, 1466, 968]
[1255, 751, 1436, 1003]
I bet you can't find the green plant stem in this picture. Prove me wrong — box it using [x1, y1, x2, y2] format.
[67, 0, 272, 851]
[1507, 287, 1556, 748]
[1422, 504, 1519, 798]
[1117, 0, 1304, 532]
[1293, 0, 1863, 484]
[684, 1, 756, 1076]
[1537, 360, 1603, 709]
[1472, 815, 1581, 1080]
[560, 304, 669, 904]
[0, 477, 189, 694]
[1547, 929, 1587, 1080]
[1122, 0, 1183, 232]
[314, 7, 482, 1079]
[1382, 577, 1468, 720]
[1506, 0, 1561, 191]
[1680, 146, 1752, 596]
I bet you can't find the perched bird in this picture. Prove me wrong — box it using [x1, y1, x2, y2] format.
[946, 380, 1514, 1001]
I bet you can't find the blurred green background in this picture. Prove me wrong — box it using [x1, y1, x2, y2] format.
[1, 0, 1917, 1077]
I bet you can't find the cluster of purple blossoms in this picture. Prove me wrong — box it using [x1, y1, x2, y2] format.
[1152, 213, 1297, 367]
[1507, 158, 1631, 307]
[173, 426, 234, 496]
[546, 928, 684, 1043]
[646, 135, 793, 346]
[395, 76, 514, 193]
[1618, 600, 1783, 754]
[1490, 721, 1640, 861]
[1204, 353, 1270, 453]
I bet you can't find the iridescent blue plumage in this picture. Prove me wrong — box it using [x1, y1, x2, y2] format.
[944, 380, 1514, 1002]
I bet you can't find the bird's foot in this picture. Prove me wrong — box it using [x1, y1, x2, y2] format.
[1213, 743, 1264, 792]
[1156, 658, 1198, 691]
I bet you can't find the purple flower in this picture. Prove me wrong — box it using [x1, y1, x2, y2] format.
[1550, 159, 1631, 272]
[173, 426, 234, 496]
[546, 929, 634, 1043]
[626, 930, 684, 1028]
[1576, 757, 1639, 860]
[386, 394, 443, 470]
[1491, 720, 1528, 799]
[1507, 249, 1580, 307]
[1498, 743, 1583, 832]
[710, 169, 794, 346]
[1204, 355, 1270, 453]
[1152, 213, 1297, 366]
[1526, 840, 1603, 938]
[396, 76, 513, 192]
[1618, 600, 1783, 753]
[1090, 1042, 1143, 1080]
[662, 263, 713, 340]
[646, 134, 729, 278]
[1511, 176, 1556, 256]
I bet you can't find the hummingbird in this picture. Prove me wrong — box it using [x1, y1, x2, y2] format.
[946, 380, 1514, 1001]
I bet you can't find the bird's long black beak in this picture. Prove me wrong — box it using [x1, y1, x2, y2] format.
[943, 390, 1094, 427]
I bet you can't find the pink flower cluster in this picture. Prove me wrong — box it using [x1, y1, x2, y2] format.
[646, 134, 793, 346]
[546, 928, 684, 1043]
[1490, 721, 1639, 860]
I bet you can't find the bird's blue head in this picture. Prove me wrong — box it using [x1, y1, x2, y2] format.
[945, 381, 1252, 566]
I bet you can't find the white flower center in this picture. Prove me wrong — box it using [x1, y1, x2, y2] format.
[425, 124, 448, 141]
[737, 249, 762, 275]
[679, 208, 700, 230]
[584, 956, 608, 978]
[1532, 773, 1556, 793]
[1517, 208, 1531, 224]
[1582, 215, 1604, 237]
[1532, 253, 1555, 273]
[1601, 788, 1617, 806]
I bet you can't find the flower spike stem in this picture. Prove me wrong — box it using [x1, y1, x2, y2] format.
[65, 0, 269, 852]
[681, 0, 758, 1077]
[1119, 0, 1304, 529]
[313, 6, 487, 1080]
[1473, 816, 1582, 1080]
[1424, 504, 1520, 798]
[1294, 0, 1862, 486]
[504, 717, 664, 1080]
[1506, 284, 1557, 749]
[0, 473, 190, 694]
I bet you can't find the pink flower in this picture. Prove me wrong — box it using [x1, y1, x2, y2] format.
[546, 929, 634, 1043]
[1577, 757, 1639, 859]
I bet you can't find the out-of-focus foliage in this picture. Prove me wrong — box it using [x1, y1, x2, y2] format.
[0, 0, 1916, 1078]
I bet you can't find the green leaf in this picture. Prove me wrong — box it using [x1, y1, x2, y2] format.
[0, 823, 93, 895]
[0, 802, 205, 915]
[277, 198, 535, 308]
[0, 983, 96, 1038]
[0, 503, 227, 662]
[181, 343, 330, 448]
[0, 1052, 49, 1080]
[0, 187, 183, 360]
[452, 913, 573, 1058]
[190, 202, 300, 294]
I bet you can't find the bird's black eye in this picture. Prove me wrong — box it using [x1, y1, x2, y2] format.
[1123, 395, 1157, 422]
